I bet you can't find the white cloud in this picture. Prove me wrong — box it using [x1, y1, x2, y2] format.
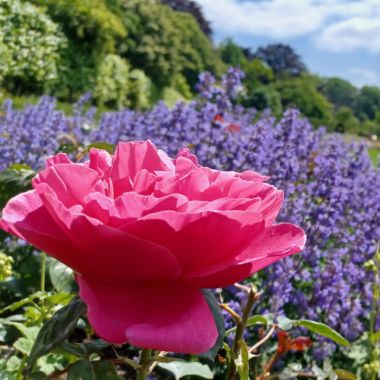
[195, 0, 328, 38]
[348, 68, 379, 87]
[195, 0, 380, 53]
[317, 17, 380, 53]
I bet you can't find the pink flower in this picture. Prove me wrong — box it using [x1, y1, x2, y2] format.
[0, 141, 305, 354]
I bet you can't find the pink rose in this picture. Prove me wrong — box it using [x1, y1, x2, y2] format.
[0, 141, 305, 354]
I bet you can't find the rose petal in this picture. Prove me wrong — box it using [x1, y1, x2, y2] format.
[122, 210, 262, 274]
[33, 164, 99, 207]
[35, 183, 182, 282]
[77, 276, 217, 353]
[110, 141, 170, 197]
[0, 191, 85, 271]
[185, 223, 306, 288]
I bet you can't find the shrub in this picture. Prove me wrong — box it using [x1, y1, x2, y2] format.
[0, 0, 67, 93]
[94, 54, 129, 109]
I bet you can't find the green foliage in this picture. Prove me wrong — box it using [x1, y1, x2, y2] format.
[128, 69, 153, 110]
[158, 361, 214, 379]
[320, 77, 358, 109]
[334, 106, 360, 133]
[354, 86, 380, 121]
[27, 297, 86, 369]
[242, 58, 274, 93]
[276, 76, 334, 127]
[0, 0, 67, 93]
[30, 0, 127, 99]
[219, 38, 247, 67]
[113, 0, 221, 88]
[244, 85, 283, 116]
[68, 360, 124, 380]
[94, 54, 129, 109]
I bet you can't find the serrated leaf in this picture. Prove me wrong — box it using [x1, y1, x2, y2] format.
[158, 361, 214, 379]
[295, 320, 350, 347]
[277, 316, 294, 331]
[200, 290, 225, 360]
[27, 297, 86, 369]
[68, 360, 123, 380]
[48, 258, 76, 293]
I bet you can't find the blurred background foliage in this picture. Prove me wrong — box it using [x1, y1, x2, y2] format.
[0, 0, 379, 138]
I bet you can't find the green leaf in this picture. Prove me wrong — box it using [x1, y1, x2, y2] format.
[68, 360, 123, 380]
[225, 314, 270, 336]
[235, 340, 249, 380]
[49, 258, 76, 293]
[59, 339, 110, 358]
[370, 330, 380, 343]
[158, 361, 214, 379]
[87, 143, 115, 153]
[27, 297, 87, 369]
[334, 369, 357, 380]
[200, 290, 225, 360]
[0, 292, 45, 315]
[295, 319, 350, 347]
[277, 316, 294, 331]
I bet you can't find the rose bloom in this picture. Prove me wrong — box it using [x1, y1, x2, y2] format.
[0, 141, 305, 353]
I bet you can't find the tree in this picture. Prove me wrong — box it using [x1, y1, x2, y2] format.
[160, 0, 212, 37]
[276, 76, 334, 128]
[30, 0, 127, 99]
[320, 77, 358, 109]
[243, 85, 282, 116]
[0, 0, 67, 94]
[219, 38, 247, 67]
[333, 106, 360, 134]
[354, 86, 380, 121]
[112, 0, 221, 88]
[253, 44, 307, 77]
[242, 59, 274, 93]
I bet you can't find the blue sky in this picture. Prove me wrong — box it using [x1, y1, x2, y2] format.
[194, 0, 380, 87]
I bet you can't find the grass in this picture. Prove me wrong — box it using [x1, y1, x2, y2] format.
[369, 147, 380, 167]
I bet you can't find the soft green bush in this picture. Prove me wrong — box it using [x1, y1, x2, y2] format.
[0, 0, 67, 93]
[111, 0, 222, 88]
[276, 76, 334, 128]
[94, 54, 129, 109]
[31, 0, 127, 99]
[128, 68, 153, 110]
[244, 85, 283, 116]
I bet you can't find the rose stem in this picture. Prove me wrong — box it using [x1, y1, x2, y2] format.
[136, 348, 153, 380]
[226, 286, 260, 380]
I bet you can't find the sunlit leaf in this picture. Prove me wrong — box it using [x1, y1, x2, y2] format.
[158, 361, 214, 379]
[295, 319, 350, 347]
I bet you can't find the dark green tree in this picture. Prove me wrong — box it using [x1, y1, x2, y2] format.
[354, 86, 380, 120]
[276, 76, 333, 127]
[320, 77, 358, 109]
[253, 43, 307, 77]
[160, 0, 212, 37]
[111, 0, 221, 88]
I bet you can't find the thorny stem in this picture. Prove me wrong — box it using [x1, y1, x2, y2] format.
[226, 286, 260, 380]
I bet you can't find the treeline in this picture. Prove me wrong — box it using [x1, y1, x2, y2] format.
[1, 0, 380, 136]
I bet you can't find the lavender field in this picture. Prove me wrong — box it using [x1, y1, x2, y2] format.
[0, 69, 379, 378]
